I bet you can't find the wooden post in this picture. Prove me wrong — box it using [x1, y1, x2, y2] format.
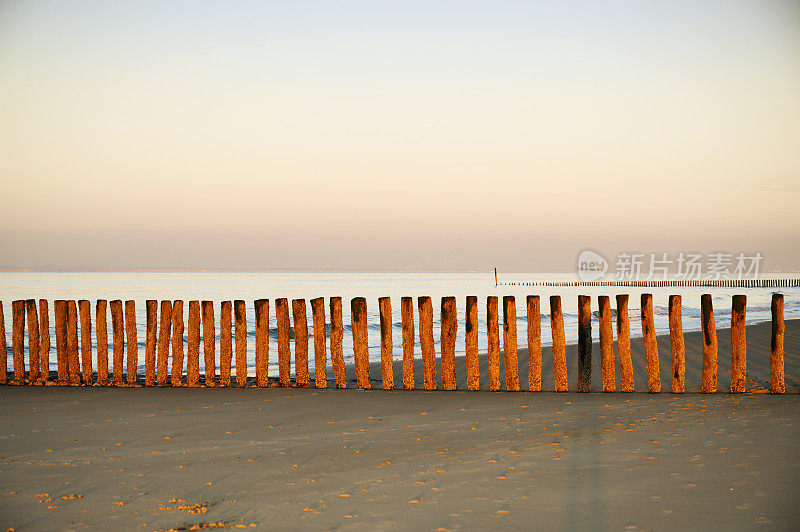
[219, 301, 232, 387]
[124, 300, 138, 385]
[616, 295, 633, 392]
[351, 297, 370, 389]
[770, 293, 785, 394]
[465, 296, 479, 391]
[26, 299, 41, 383]
[171, 300, 185, 386]
[330, 297, 346, 388]
[311, 297, 326, 389]
[441, 297, 457, 391]
[487, 296, 500, 391]
[67, 300, 80, 385]
[275, 298, 291, 387]
[156, 300, 172, 386]
[502, 296, 519, 391]
[401, 297, 415, 390]
[640, 294, 660, 393]
[730, 295, 747, 393]
[12, 300, 25, 384]
[187, 301, 200, 387]
[54, 300, 69, 383]
[201, 301, 215, 387]
[254, 299, 269, 387]
[668, 295, 685, 393]
[111, 300, 124, 385]
[96, 300, 108, 385]
[701, 294, 717, 393]
[78, 300, 92, 384]
[418, 296, 436, 390]
[145, 300, 158, 386]
[379, 297, 394, 390]
[39, 299, 50, 383]
[598, 296, 615, 392]
[550, 296, 567, 392]
[292, 299, 310, 387]
[527, 295, 541, 392]
[0, 302, 5, 384]
[577, 295, 592, 392]
[234, 300, 247, 387]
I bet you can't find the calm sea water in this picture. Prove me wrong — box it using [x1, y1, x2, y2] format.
[2, 272, 798, 377]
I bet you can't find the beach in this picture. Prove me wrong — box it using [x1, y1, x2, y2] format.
[1, 320, 798, 530]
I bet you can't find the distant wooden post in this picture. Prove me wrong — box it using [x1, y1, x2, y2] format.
[770, 293, 785, 394]
[111, 300, 124, 385]
[351, 297, 370, 389]
[616, 295, 633, 392]
[219, 301, 233, 387]
[418, 296, 436, 390]
[487, 296, 500, 391]
[577, 295, 592, 392]
[502, 296, 519, 391]
[330, 297, 346, 388]
[234, 300, 247, 387]
[401, 297, 415, 390]
[54, 300, 69, 383]
[171, 300, 185, 386]
[124, 300, 138, 385]
[26, 299, 41, 383]
[67, 300, 80, 385]
[730, 295, 747, 393]
[549, 296, 567, 392]
[527, 296, 541, 392]
[640, 294, 660, 393]
[275, 298, 290, 387]
[187, 301, 200, 387]
[311, 297, 327, 389]
[254, 299, 269, 387]
[201, 301, 215, 387]
[700, 294, 717, 393]
[441, 296, 457, 391]
[598, 296, 615, 392]
[12, 301, 25, 384]
[96, 300, 108, 385]
[39, 300, 50, 383]
[0, 302, 6, 384]
[292, 299, 310, 387]
[78, 300, 92, 384]
[668, 295, 685, 393]
[379, 297, 394, 390]
[145, 300, 158, 386]
[465, 296, 479, 391]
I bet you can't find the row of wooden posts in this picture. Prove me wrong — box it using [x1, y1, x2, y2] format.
[0, 294, 788, 393]
[500, 279, 799, 287]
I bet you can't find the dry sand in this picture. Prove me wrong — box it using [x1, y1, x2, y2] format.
[1, 320, 798, 531]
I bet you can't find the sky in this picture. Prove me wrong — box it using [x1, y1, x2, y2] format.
[0, 0, 798, 271]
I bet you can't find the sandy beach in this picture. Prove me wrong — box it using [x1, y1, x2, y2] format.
[1, 320, 798, 531]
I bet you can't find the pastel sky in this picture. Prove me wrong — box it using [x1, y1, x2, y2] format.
[1, 1, 798, 271]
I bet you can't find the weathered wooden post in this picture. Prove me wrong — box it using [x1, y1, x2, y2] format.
[111, 300, 124, 385]
[0, 302, 5, 384]
[441, 296, 457, 391]
[577, 295, 592, 392]
[465, 296, 479, 391]
[145, 300, 158, 385]
[78, 300, 92, 384]
[171, 300, 185, 386]
[418, 296, 436, 390]
[254, 299, 270, 387]
[379, 297, 394, 390]
[351, 297, 371, 389]
[549, 296, 568, 392]
[668, 295, 685, 393]
[730, 295, 747, 393]
[54, 300, 69, 383]
[156, 300, 172, 386]
[401, 297, 415, 390]
[700, 294, 717, 393]
[201, 301, 215, 387]
[330, 297, 346, 388]
[311, 297, 326, 389]
[219, 301, 233, 387]
[640, 294, 660, 393]
[124, 300, 138, 385]
[275, 298, 290, 387]
[26, 299, 41, 383]
[598, 295, 615, 392]
[487, 296, 500, 391]
[527, 295, 541, 392]
[12, 301, 25, 383]
[39, 300, 50, 383]
[96, 300, 108, 385]
[502, 296, 519, 391]
[67, 300, 81, 385]
[234, 300, 247, 387]
[187, 301, 200, 386]
[292, 299, 310, 387]
[616, 295, 633, 392]
[770, 293, 785, 394]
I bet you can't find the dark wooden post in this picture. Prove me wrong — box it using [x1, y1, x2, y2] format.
[219, 301, 232, 387]
[616, 295, 633, 392]
[549, 296, 567, 392]
[487, 296, 500, 391]
[234, 300, 247, 387]
[39, 300, 50, 383]
[640, 294, 660, 393]
[668, 295, 685, 393]
[502, 296, 519, 391]
[54, 300, 69, 383]
[292, 299, 310, 387]
[78, 300, 92, 384]
[67, 300, 80, 385]
[527, 296, 541, 392]
[441, 297, 457, 391]
[311, 297, 326, 389]
[12, 300, 25, 384]
[351, 297, 371, 389]
[0, 302, 5, 384]
[275, 298, 291, 387]
[254, 299, 270, 387]
[379, 297, 394, 390]
[111, 300, 124, 385]
[401, 297, 415, 390]
[145, 300, 157, 386]
[96, 300, 108, 385]
[26, 299, 41, 383]
[156, 300, 172, 386]
[418, 296, 436, 390]
[202, 301, 215, 387]
[770, 293, 785, 394]
[598, 296, 615, 392]
[330, 297, 346, 388]
[700, 294, 717, 393]
[171, 300, 185, 386]
[577, 295, 592, 392]
[187, 301, 200, 387]
[124, 300, 138, 385]
[465, 296, 479, 391]
[730, 295, 747, 393]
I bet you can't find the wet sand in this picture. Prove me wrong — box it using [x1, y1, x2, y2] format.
[1, 320, 798, 531]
